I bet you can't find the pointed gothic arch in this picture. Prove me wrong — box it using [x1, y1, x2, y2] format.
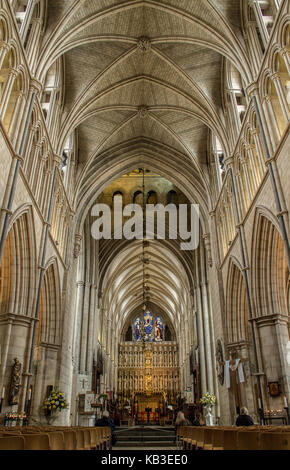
[251, 207, 289, 319]
[37, 258, 62, 347]
[0, 204, 37, 317]
[225, 257, 251, 345]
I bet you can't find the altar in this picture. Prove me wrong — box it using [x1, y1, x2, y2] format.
[135, 393, 162, 423]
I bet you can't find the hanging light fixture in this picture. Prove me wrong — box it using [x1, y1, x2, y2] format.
[142, 167, 147, 311]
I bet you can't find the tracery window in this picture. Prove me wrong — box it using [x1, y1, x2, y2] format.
[133, 190, 143, 206]
[166, 190, 178, 205]
[212, 135, 225, 190]
[147, 191, 158, 205]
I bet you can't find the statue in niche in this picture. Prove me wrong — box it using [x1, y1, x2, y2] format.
[218, 349, 248, 389]
[215, 339, 225, 385]
[9, 358, 22, 405]
[218, 349, 248, 413]
[96, 351, 103, 376]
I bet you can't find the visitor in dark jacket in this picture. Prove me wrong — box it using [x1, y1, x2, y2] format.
[95, 410, 117, 447]
[235, 407, 254, 426]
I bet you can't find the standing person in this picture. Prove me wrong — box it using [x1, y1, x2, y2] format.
[95, 410, 117, 448]
[191, 411, 202, 426]
[235, 407, 254, 426]
[175, 411, 190, 426]
[174, 411, 190, 444]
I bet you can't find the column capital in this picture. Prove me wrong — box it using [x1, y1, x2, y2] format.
[0, 40, 10, 52]
[280, 46, 290, 57]
[14, 153, 24, 163]
[276, 210, 288, 217]
[270, 72, 281, 82]
[251, 313, 289, 327]
[29, 78, 42, 95]
[224, 156, 234, 168]
[53, 154, 62, 166]
[263, 94, 271, 103]
[245, 82, 259, 97]
[251, 127, 260, 136]
[31, 17, 42, 27]
[9, 67, 18, 78]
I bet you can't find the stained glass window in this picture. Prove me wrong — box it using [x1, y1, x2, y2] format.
[144, 310, 153, 341]
[155, 316, 163, 341]
[134, 318, 142, 341]
[133, 312, 163, 342]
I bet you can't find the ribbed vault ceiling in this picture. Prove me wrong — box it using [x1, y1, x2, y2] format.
[40, 1, 250, 336]
[36, 0, 252, 217]
[100, 239, 192, 341]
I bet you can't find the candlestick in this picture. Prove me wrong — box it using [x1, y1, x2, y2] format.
[1, 386, 5, 399]
[283, 396, 288, 408]
[258, 397, 261, 409]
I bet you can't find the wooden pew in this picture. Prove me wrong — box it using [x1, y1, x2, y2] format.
[237, 430, 261, 450]
[179, 427, 193, 449]
[222, 428, 238, 450]
[211, 428, 224, 450]
[62, 430, 77, 450]
[260, 432, 290, 450]
[82, 428, 92, 450]
[22, 432, 65, 450]
[0, 436, 25, 450]
[74, 429, 85, 450]
[202, 428, 215, 450]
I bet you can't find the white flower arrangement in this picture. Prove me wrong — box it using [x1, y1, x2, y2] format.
[200, 392, 216, 407]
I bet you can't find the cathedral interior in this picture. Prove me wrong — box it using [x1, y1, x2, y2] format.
[0, 0, 289, 443]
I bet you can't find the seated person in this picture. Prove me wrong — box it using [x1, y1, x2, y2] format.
[235, 407, 254, 426]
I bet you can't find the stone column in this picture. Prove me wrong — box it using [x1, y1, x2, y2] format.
[195, 285, 207, 393]
[241, 157, 254, 203]
[246, 23, 263, 73]
[57, 232, 83, 425]
[264, 95, 281, 143]
[271, 72, 290, 122]
[26, 18, 42, 73]
[255, 314, 290, 404]
[15, 79, 42, 154]
[0, 41, 10, 70]
[250, 0, 269, 48]
[19, 0, 36, 43]
[0, 68, 17, 119]
[8, 91, 25, 142]
[201, 281, 214, 392]
[252, 128, 267, 175]
[79, 282, 91, 374]
[87, 284, 97, 376]
[280, 48, 290, 76]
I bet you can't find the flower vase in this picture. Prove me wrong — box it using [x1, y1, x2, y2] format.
[45, 411, 58, 425]
[204, 405, 214, 426]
